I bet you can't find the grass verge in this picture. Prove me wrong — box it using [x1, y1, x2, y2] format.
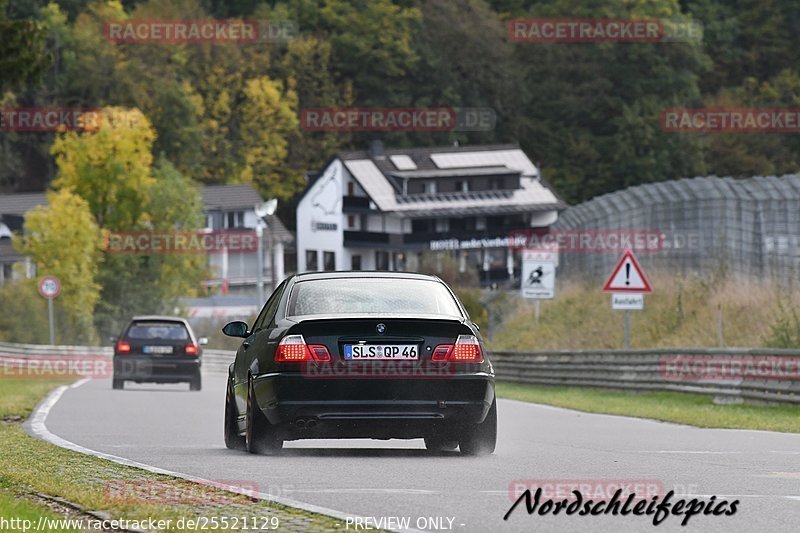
[496, 381, 800, 433]
[0, 378, 356, 532]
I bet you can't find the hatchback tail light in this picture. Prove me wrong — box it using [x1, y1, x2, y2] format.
[185, 343, 199, 356]
[431, 335, 484, 363]
[116, 340, 131, 354]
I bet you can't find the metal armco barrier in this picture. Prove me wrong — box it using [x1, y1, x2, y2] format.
[492, 348, 800, 405]
[0, 342, 235, 375]
[2, 342, 799, 404]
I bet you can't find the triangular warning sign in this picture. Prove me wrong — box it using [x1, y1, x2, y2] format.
[603, 249, 652, 293]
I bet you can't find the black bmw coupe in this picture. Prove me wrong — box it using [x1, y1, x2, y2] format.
[222, 271, 496, 455]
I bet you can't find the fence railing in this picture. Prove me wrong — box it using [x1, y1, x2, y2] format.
[2, 342, 798, 404]
[492, 348, 800, 404]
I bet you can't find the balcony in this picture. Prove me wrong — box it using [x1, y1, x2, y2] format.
[342, 196, 372, 212]
[343, 231, 406, 248]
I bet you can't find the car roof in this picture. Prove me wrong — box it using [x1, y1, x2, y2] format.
[129, 315, 191, 324]
[291, 271, 443, 282]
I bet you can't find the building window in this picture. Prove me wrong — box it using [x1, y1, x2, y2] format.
[226, 211, 244, 229]
[491, 178, 504, 190]
[360, 214, 368, 231]
[306, 250, 318, 271]
[411, 219, 430, 233]
[347, 215, 355, 228]
[393, 252, 406, 271]
[348, 181, 355, 195]
[456, 180, 469, 192]
[323, 251, 336, 271]
[425, 181, 437, 194]
[375, 251, 389, 271]
[351, 255, 362, 270]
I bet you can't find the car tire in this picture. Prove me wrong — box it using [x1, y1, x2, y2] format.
[189, 372, 202, 391]
[224, 377, 246, 451]
[245, 379, 283, 455]
[112, 378, 124, 390]
[424, 437, 459, 452]
[459, 397, 497, 456]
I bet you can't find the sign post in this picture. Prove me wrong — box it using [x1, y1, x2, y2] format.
[38, 275, 61, 345]
[521, 248, 557, 322]
[602, 250, 652, 349]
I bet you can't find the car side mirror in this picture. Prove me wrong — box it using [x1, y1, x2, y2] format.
[198, 337, 209, 346]
[222, 321, 249, 338]
[108, 336, 117, 344]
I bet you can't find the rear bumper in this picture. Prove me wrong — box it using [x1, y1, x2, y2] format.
[113, 356, 200, 382]
[251, 372, 494, 439]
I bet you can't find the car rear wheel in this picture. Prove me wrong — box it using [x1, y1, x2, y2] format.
[459, 397, 497, 456]
[189, 371, 202, 391]
[224, 377, 246, 451]
[245, 379, 283, 455]
[112, 378, 124, 390]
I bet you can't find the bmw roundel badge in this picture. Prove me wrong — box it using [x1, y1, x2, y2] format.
[376, 323, 386, 334]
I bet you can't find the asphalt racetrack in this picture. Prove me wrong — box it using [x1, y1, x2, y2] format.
[35, 373, 800, 532]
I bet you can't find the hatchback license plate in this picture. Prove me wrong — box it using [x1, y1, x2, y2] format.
[143, 345, 173, 354]
[344, 344, 418, 360]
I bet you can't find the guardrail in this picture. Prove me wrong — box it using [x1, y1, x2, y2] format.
[0, 342, 235, 375]
[2, 342, 798, 404]
[491, 348, 800, 405]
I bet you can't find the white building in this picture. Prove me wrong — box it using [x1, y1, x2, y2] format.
[296, 142, 565, 285]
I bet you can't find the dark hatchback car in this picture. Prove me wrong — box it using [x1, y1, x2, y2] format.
[112, 316, 207, 391]
[222, 272, 496, 455]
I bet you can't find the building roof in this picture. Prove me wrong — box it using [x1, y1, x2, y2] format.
[202, 183, 264, 211]
[315, 143, 565, 217]
[0, 192, 47, 216]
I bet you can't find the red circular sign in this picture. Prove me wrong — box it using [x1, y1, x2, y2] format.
[38, 276, 61, 299]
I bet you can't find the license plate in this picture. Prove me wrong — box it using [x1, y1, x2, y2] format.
[143, 345, 173, 354]
[344, 344, 418, 360]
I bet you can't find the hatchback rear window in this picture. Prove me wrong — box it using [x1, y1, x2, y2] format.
[126, 322, 189, 340]
[287, 278, 463, 318]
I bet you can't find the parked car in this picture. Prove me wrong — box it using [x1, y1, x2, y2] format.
[112, 316, 207, 391]
[222, 271, 496, 455]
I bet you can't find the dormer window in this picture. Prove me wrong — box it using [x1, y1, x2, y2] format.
[425, 181, 437, 194]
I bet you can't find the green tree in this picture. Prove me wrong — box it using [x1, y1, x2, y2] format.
[238, 76, 302, 201]
[51, 107, 156, 229]
[16, 189, 103, 343]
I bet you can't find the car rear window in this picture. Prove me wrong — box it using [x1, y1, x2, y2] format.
[126, 322, 189, 340]
[287, 278, 463, 318]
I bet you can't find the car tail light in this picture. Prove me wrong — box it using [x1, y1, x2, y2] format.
[432, 335, 484, 363]
[450, 335, 483, 362]
[185, 343, 199, 355]
[116, 340, 131, 354]
[431, 344, 453, 361]
[275, 335, 332, 362]
[308, 345, 331, 361]
[275, 335, 310, 361]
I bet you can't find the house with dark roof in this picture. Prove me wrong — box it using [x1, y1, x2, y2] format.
[0, 184, 294, 296]
[296, 142, 565, 284]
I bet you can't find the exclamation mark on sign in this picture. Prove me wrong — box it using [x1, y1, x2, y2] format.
[625, 262, 631, 286]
